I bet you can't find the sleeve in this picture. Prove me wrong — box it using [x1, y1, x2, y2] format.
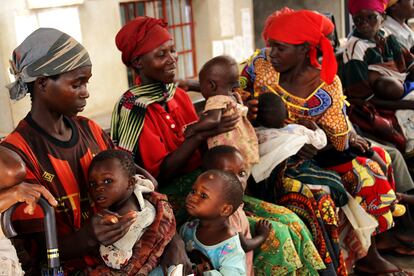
[86, 118, 115, 150]
[203, 96, 229, 112]
[389, 34, 414, 71]
[317, 76, 350, 151]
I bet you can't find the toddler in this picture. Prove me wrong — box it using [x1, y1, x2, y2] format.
[185, 55, 259, 171]
[203, 146, 272, 276]
[87, 149, 175, 274]
[181, 170, 247, 275]
[0, 146, 57, 275]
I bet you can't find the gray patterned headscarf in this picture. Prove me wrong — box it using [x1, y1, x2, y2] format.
[7, 28, 92, 100]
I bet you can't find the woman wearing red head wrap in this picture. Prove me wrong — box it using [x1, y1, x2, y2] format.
[110, 17, 240, 274]
[240, 7, 406, 276]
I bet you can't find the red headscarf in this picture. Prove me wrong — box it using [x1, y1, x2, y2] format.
[348, 0, 388, 15]
[115, 16, 172, 66]
[263, 8, 337, 85]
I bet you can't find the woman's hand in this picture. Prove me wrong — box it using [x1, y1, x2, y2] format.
[349, 132, 370, 153]
[88, 210, 137, 246]
[9, 183, 58, 215]
[160, 233, 192, 275]
[246, 99, 259, 121]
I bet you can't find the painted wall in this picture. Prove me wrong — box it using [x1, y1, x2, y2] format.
[0, 0, 129, 136]
[253, 0, 345, 49]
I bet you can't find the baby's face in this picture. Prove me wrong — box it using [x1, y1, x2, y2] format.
[186, 173, 225, 219]
[88, 159, 131, 209]
[211, 152, 248, 190]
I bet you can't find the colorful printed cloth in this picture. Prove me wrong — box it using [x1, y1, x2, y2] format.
[244, 195, 325, 276]
[89, 192, 176, 275]
[205, 94, 259, 167]
[326, 146, 396, 235]
[180, 219, 247, 275]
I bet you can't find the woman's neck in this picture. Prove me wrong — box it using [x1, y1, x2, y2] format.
[30, 105, 71, 141]
[279, 60, 313, 85]
[390, 14, 406, 26]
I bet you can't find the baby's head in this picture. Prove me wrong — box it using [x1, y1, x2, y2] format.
[199, 55, 239, 99]
[256, 92, 287, 128]
[203, 145, 248, 190]
[186, 169, 243, 220]
[0, 146, 26, 189]
[88, 149, 136, 210]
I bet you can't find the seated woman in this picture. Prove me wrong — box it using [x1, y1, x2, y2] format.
[111, 16, 326, 276]
[342, 0, 414, 154]
[1, 28, 186, 274]
[240, 7, 408, 275]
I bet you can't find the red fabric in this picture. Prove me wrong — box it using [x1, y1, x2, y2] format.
[137, 87, 201, 177]
[115, 16, 172, 66]
[348, 0, 388, 15]
[262, 8, 337, 85]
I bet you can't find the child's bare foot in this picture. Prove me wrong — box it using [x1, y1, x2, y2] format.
[255, 220, 272, 239]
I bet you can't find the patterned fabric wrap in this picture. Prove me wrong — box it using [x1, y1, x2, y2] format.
[110, 82, 176, 154]
[89, 192, 176, 275]
[243, 195, 326, 276]
[327, 146, 396, 235]
[8, 28, 91, 100]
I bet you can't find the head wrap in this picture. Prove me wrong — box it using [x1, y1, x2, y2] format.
[7, 28, 91, 101]
[348, 0, 388, 15]
[387, 0, 399, 8]
[262, 8, 337, 85]
[115, 16, 172, 67]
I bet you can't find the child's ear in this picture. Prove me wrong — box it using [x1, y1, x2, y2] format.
[220, 204, 233, 217]
[127, 176, 136, 189]
[209, 80, 217, 91]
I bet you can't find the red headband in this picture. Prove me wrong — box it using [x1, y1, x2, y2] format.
[348, 0, 388, 15]
[115, 16, 172, 67]
[263, 8, 337, 85]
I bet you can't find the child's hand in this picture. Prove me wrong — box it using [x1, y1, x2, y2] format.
[255, 220, 272, 238]
[10, 183, 57, 215]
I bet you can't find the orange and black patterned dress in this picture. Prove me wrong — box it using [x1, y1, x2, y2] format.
[241, 48, 397, 275]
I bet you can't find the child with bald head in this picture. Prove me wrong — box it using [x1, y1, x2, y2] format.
[184, 55, 259, 174]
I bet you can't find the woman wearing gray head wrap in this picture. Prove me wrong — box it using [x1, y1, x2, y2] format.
[7, 28, 92, 100]
[0, 28, 156, 274]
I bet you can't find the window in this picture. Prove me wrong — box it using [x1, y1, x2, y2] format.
[120, 0, 196, 86]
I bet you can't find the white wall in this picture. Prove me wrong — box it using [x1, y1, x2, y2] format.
[0, 0, 129, 136]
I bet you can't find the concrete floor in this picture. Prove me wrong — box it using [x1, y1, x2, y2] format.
[351, 255, 414, 275]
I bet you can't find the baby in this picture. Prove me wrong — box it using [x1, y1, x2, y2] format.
[203, 145, 272, 276]
[185, 55, 259, 171]
[253, 92, 328, 182]
[181, 170, 247, 275]
[88, 149, 174, 273]
[0, 146, 57, 275]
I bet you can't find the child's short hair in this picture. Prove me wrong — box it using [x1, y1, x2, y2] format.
[199, 55, 237, 82]
[202, 145, 242, 170]
[204, 169, 243, 213]
[256, 92, 287, 128]
[89, 149, 135, 177]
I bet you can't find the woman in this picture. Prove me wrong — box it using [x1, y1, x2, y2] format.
[111, 16, 326, 275]
[240, 7, 407, 275]
[0, 28, 180, 275]
[342, 0, 414, 154]
[383, 0, 414, 54]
